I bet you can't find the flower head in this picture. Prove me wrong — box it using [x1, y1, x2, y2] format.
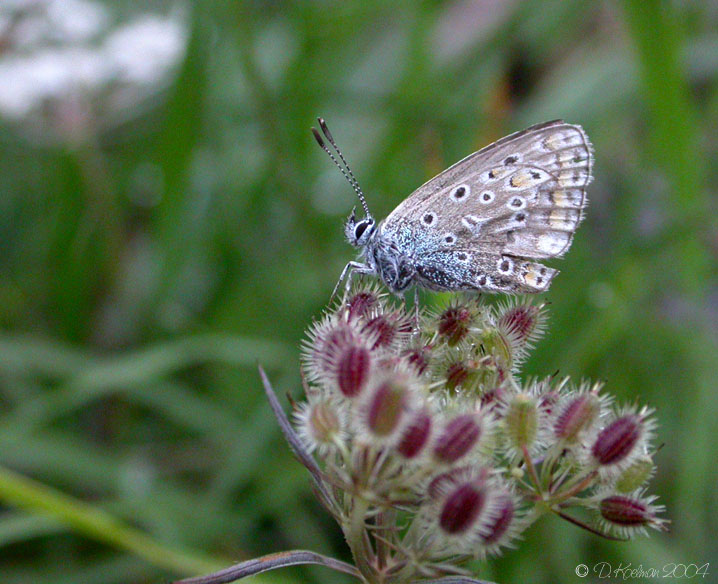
[287, 285, 665, 582]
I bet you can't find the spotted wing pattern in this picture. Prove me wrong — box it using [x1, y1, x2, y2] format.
[382, 120, 593, 293]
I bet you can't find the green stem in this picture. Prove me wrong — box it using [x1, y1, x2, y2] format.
[0, 464, 225, 576]
[344, 495, 374, 583]
[521, 445, 542, 493]
[553, 470, 599, 504]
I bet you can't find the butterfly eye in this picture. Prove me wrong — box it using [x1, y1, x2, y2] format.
[354, 219, 373, 241]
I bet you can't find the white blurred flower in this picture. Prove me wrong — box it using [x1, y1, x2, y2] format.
[0, 0, 187, 139]
[103, 14, 188, 86]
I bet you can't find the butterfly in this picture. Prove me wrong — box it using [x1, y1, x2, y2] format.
[312, 118, 593, 298]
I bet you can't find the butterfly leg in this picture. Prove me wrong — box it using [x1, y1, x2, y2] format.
[330, 261, 374, 305]
[412, 288, 420, 328]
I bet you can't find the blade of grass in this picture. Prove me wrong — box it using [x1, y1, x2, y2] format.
[0, 333, 291, 432]
[621, 1, 709, 293]
[0, 464, 224, 576]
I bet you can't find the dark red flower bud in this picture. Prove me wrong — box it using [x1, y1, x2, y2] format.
[498, 303, 544, 348]
[346, 290, 379, 321]
[439, 481, 487, 534]
[336, 345, 371, 397]
[481, 493, 515, 544]
[592, 414, 642, 466]
[402, 346, 431, 375]
[362, 312, 412, 349]
[397, 410, 432, 458]
[554, 393, 600, 442]
[600, 495, 654, 527]
[446, 361, 470, 390]
[434, 413, 483, 463]
[438, 305, 473, 345]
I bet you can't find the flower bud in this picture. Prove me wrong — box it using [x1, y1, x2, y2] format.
[365, 377, 408, 438]
[479, 388, 503, 415]
[336, 345, 371, 398]
[320, 324, 354, 361]
[303, 318, 354, 382]
[599, 494, 666, 533]
[439, 480, 487, 535]
[346, 289, 380, 321]
[554, 392, 601, 443]
[402, 345, 431, 375]
[434, 413, 483, 463]
[437, 304, 474, 345]
[397, 409, 433, 459]
[591, 414, 643, 467]
[296, 399, 343, 453]
[481, 493, 515, 545]
[504, 392, 539, 451]
[615, 456, 655, 493]
[426, 466, 474, 500]
[445, 360, 470, 390]
[538, 390, 560, 416]
[497, 301, 545, 356]
[362, 311, 412, 350]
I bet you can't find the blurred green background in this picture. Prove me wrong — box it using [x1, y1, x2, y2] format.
[0, 1, 716, 583]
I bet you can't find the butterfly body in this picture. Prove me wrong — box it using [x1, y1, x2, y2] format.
[316, 119, 593, 298]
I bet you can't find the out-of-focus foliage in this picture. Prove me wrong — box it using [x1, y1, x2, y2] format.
[0, 1, 715, 583]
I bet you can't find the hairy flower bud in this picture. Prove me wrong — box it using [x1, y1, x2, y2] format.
[303, 318, 368, 388]
[437, 304, 474, 345]
[481, 492, 515, 545]
[402, 345, 431, 375]
[397, 409, 433, 459]
[598, 493, 666, 535]
[445, 360, 470, 390]
[592, 413, 644, 467]
[439, 480, 487, 535]
[346, 289, 380, 321]
[615, 456, 655, 493]
[296, 399, 344, 454]
[505, 392, 539, 451]
[364, 377, 408, 438]
[554, 391, 601, 443]
[336, 345, 371, 397]
[362, 311, 412, 350]
[497, 301, 545, 361]
[434, 413, 483, 463]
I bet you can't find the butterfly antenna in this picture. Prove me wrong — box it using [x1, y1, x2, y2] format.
[311, 117, 371, 217]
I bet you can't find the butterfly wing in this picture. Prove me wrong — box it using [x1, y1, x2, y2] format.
[382, 120, 592, 292]
[412, 248, 558, 293]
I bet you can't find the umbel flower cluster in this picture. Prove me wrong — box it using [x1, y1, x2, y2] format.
[175, 285, 666, 584]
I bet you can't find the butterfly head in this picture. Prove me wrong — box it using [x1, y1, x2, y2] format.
[345, 207, 375, 248]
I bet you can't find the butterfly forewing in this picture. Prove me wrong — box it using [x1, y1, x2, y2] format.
[380, 120, 592, 293]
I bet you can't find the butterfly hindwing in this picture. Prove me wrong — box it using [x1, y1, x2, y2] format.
[414, 248, 557, 293]
[383, 120, 593, 264]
